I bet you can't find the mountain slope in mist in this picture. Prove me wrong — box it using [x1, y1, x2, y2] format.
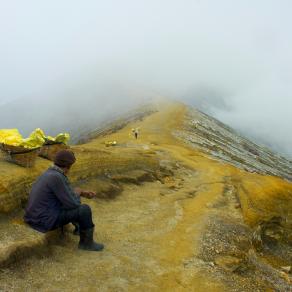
[175, 106, 292, 181]
[183, 92, 292, 159]
[0, 84, 153, 141]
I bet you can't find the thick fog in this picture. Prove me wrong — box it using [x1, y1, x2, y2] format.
[0, 1, 292, 157]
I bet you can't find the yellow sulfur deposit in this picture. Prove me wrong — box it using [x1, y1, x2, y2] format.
[0, 128, 70, 149]
[46, 133, 70, 144]
[105, 141, 117, 147]
[21, 128, 46, 148]
[0, 129, 23, 146]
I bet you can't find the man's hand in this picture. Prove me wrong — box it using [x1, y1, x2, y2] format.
[74, 187, 83, 196]
[80, 190, 96, 199]
[74, 187, 96, 198]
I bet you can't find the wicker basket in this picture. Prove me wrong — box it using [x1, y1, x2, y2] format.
[0, 143, 40, 167]
[39, 143, 69, 161]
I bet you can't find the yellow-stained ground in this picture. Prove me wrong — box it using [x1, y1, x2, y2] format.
[90, 101, 292, 229]
[0, 102, 291, 291]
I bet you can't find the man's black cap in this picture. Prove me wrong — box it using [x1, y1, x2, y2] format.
[54, 149, 76, 168]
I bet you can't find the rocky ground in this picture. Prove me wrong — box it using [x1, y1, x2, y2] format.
[0, 101, 291, 291]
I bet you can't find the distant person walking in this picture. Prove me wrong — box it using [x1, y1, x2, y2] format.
[132, 128, 140, 139]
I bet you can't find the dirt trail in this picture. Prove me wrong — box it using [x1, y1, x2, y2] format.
[0, 162, 226, 291]
[0, 102, 291, 291]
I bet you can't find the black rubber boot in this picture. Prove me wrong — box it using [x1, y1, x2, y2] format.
[78, 227, 104, 251]
[72, 222, 80, 236]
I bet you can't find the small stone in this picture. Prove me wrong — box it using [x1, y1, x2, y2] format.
[279, 271, 291, 283]
[281, 266, 291, 273]
[215, 255, 242, 272]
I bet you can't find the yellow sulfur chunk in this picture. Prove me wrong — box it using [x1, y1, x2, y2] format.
[20, 128, 46, 149]
[0, 129, 23, 146]
[54, 133, 70, 144]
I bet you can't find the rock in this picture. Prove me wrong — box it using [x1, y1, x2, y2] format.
[112, 170, 156, 185]
[251, 225, 263, 251]
[281, 266, 291, 273]
[215, 255, 243, 272]
[97, 182, 123, 199]
[279, 271, 291, 284]
[169, 184, 177, 190]
[0, 224, 61, 268]
[77, 179, 123, 200]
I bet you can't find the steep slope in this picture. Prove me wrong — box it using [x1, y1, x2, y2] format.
[0, 101, 291, 291]
[175, 107, 292, 180]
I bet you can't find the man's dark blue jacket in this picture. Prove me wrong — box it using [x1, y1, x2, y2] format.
[24, 166, 81, 233]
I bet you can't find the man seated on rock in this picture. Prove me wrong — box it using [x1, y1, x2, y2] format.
[24, 149, 104, 252]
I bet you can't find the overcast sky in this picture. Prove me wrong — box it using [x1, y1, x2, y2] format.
[0, 1, 291, 157]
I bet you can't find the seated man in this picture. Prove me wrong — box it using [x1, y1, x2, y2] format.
[24, 149, 104, 252]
